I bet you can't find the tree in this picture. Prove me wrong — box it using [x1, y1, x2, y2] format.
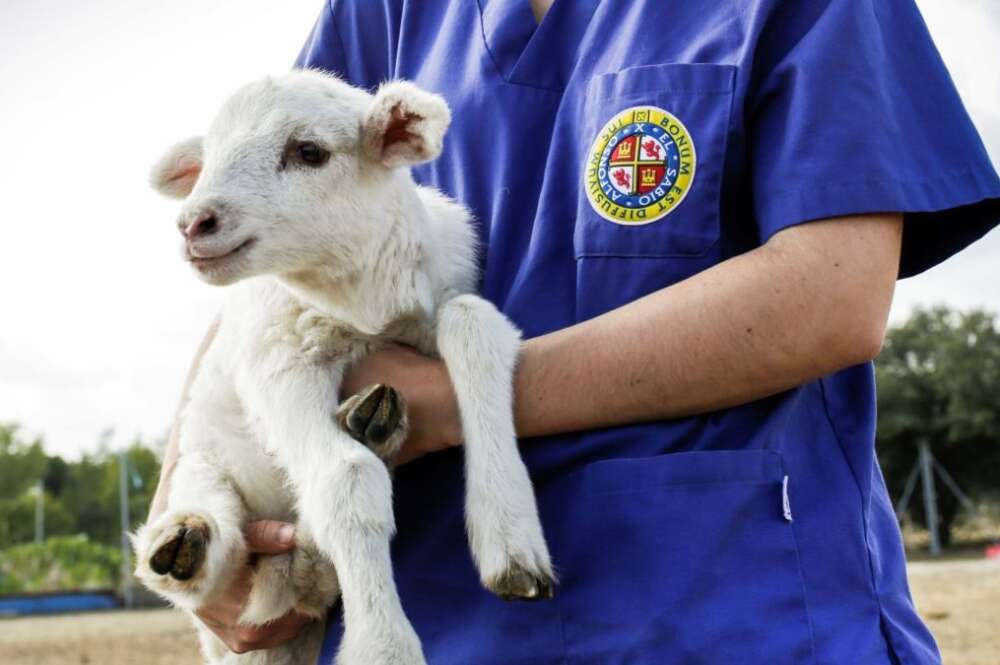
[0, 425, 164, 592]
[43, 455, 70, 497]
[876, 307, 1000, 546]
[0, 424, 47, 501]
[0, 425, 163, 550]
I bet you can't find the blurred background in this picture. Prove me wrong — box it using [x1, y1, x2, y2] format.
[0, 1, 997, 664]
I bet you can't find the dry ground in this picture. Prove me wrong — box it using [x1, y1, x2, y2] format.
[1, 560, 998, 664]
[0, 607, 200, 665]
[908, 558, 1000, 665]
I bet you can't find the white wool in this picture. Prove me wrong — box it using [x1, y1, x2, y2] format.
[133, 70, 553, 665]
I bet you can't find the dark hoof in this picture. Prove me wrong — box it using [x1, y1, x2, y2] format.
[149, 517, 210, 581]
[338, 384, 405, 449]
[488, 564, 556, 602]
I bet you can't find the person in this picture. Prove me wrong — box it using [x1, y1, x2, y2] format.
[149, 0, 1000, 662]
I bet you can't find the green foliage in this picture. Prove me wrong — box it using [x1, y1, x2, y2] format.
[876, 306, 1000, 545]
[0, 536, 122, 593]
[0, 424, 47, 501]
[0, 424, 163, 552]
[0, 493, 74, 546]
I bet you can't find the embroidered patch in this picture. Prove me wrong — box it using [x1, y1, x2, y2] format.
[584, 106, 696, 225]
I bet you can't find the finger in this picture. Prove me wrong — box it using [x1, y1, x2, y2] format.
[195, 567, 254, 629]
[394, 444, 422, 466]
[194, 610, 226, 634]
[244, 520, 296, 554]
[248, 614, 315, 650]
[228, 612, 314, 653]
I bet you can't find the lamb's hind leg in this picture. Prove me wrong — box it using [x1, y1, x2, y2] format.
[133, 452, 246, 612]
[436, 295, 555, 601]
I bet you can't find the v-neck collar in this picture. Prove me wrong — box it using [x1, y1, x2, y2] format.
[478, 0, 601, 91]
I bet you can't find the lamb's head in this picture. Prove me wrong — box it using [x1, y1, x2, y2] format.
[150, 70, 450, 286]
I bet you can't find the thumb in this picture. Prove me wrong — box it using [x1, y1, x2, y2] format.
[244, 520, 296, 554]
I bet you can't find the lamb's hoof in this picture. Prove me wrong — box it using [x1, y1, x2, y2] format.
[487, 564, 556, 602]
[337, 384, 407, 453]
[149, 517, 210, 581]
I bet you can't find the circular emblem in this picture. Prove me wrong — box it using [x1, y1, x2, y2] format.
[584, 106, 696, 225]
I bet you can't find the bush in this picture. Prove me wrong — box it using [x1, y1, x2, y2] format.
[0, 535, 123, 593]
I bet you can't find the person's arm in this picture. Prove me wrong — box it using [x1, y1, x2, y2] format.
[147, 317, 311, 653]
[513, 212, 900, 434]
[342, 213, 902, 460]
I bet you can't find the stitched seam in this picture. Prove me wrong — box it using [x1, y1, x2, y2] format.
[714, 65, 738, 248]
[553, 589, 571, 665]
[476, 0, 506, 81]
[586, 63, 737, 99]
[819, 375, 900, 664]
[782, 461, 821, 664]
[760, 165, 989, 203]
[573, 235, 721, 260]
[325, 0, 352, 83]
[497, 77, 566, 93]
[590, 87, 733, 102]
[818, 378, 877, 587]
[585, 478, 781, 497]
[506, 0, 604, 92]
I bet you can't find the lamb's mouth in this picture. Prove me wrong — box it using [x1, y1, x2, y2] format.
[188, 238, 256, 268]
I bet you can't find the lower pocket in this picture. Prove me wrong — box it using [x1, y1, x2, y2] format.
[551, 450, 816, 665]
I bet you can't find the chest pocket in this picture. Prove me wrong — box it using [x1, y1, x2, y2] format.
[575, 63, 736, 259]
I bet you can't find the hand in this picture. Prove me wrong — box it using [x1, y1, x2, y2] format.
[194, 521, 313, 654]
[341, 343, 462, 464]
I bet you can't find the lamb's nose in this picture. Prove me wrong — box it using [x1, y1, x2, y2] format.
[182, 210, 221, 239]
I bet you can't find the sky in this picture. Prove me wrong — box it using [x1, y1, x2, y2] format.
[0, 0, 997, 459]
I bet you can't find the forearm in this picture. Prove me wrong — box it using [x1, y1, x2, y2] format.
[148, 316, 220, 520]
[512, 214, 902, 438]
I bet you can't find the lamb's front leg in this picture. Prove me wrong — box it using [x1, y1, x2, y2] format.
[336, 383, 408, 464]
[247, 364, 425, 665]
[436, 295, 555, 600]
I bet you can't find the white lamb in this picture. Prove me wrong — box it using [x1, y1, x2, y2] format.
[133, 70, 555, 665]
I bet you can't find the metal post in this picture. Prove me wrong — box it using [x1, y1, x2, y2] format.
[918, 439, 941, 557]
[895, 460, 921, 520]
[119, 451, 133, 608]
[932, 457, 975, 512]
[34, 479, 44, 544]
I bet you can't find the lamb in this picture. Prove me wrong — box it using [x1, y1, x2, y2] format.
[132, 70, 555, 665]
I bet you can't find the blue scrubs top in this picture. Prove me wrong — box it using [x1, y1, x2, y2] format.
[297, 1, 1000, 663]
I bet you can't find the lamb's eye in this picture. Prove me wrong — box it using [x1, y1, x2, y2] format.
[297, 141, 329, 166]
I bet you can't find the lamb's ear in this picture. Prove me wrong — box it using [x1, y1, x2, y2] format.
[150, 136, 204, 199]
[360, 81, 451, 169]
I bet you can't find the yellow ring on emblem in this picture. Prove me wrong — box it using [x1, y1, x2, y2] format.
[584, 105, 697, 226]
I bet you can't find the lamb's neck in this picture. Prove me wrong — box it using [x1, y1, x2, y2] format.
[280, 184, 439, 335]
[279, 262, 424, 337]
